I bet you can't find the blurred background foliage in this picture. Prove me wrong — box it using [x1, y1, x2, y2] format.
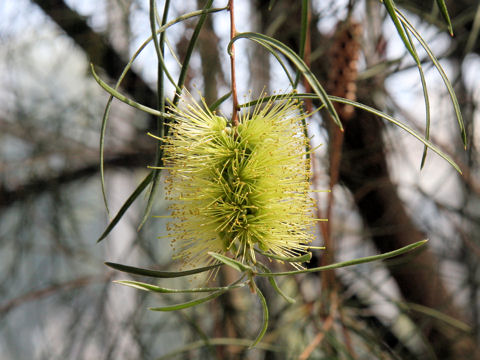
[1, 0, 480, 359]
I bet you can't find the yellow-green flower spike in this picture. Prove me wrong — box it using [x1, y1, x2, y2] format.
[161, 92, 317, 269]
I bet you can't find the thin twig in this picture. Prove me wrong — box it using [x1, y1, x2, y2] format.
[321, 126, 343, 288]
[339, 303, 358, 358]
[303, 1, 329, 277]
[229, 0, 239, 127]
[298, 292, 339, 360]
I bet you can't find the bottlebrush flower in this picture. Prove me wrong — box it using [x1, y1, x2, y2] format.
[161, 92, 317, 269]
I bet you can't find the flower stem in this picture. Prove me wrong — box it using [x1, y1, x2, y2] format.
[229, 0, 239, 127]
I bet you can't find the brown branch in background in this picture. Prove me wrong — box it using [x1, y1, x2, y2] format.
[301, 0, 339, 324]
[304, 11, 355, 357]
[197, 4, 225, 105]
[302, 2, 326, 252]
[298, 292, 339, 360]
[320, 20, 362, 290]
[338, 303, 357, 358]
[0, 275, 110, 315]
[228, 0, 239, 127]
[0, 151, 150, 209]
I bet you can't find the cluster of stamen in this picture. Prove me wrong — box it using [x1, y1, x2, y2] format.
[162, 93, 316, 268]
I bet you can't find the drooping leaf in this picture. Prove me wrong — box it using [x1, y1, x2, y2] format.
[229, 32, 342, 129]
[382, 0, 416, 59]
[255, 248, 312, 263]
[294, 0, 310, 87]
[105, 261, 221, 278]
[96, 5, 226, 230]
[249, 281, 269, 348]
[137, 0, 171, 232]
[97, 172, 153, 243]
[397, 9, 467, 148]
[114, 279, 245, 293]
[401, 24, 431, 169]
[172, 0, 215, 106]
[149, 289, 228, 311]
[91, 65, 171, 118]
[208, 252, 253, 273]
[330, 96, 460, 173]
[256, 263, 296, 304]
[256, 240, 428, 276]
[435, 0, 454, 36]
[209, 91, 232, 111]
[240, 94, 461, 173]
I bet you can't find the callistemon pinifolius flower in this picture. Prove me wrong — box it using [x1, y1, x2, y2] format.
[162, 93, 317, 269]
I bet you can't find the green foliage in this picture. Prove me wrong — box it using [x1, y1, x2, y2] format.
[92, 0, 464, 353]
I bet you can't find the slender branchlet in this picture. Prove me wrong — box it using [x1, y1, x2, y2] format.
[229, 0, 239, 127]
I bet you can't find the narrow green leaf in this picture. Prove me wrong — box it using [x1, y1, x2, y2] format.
[229, 32, 342, 129]
[164, 34, 182, 67]
[255, 240, 428, 276]
[240, 93, 461, 174]
[98, 30, 156, 218]
[261, 42, 295, 86]
[172, 0, 214, 106]
[397, 10, 467, 148]
[96, 6, 226, 217]
[107, 5, 227, 95]
[329, 96, 461, 173]
[255, 248, 312, 263]
[97, 172, 154, 243]
[267, 276, 295, 304]
[100, 6, 228, 108]
[404, 302, 471, 332]
[209, 91, 231, 111]
[90, 65, 172, 118]
[149, 289, 227, 311]
[383, 0, 416, 59]
[416, 70, 431, 169]
[435, 0, 454, 36]
[464, 4, 480, 55]
[294, 0, 310, 87]
[250, 281, 269, 348]
[268, 0, 276, 11]
[256, 263, 295, 304]
[208, 252, 253, 273]
[402, 24, 431, 169]
[99, 96, 114, 214]
[114, 280, 245, 293]
[105, 262, 221, 278]
[239, 93, 301, 108]
[150, 0, 181, 92]
[138, 0, 170, 232]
